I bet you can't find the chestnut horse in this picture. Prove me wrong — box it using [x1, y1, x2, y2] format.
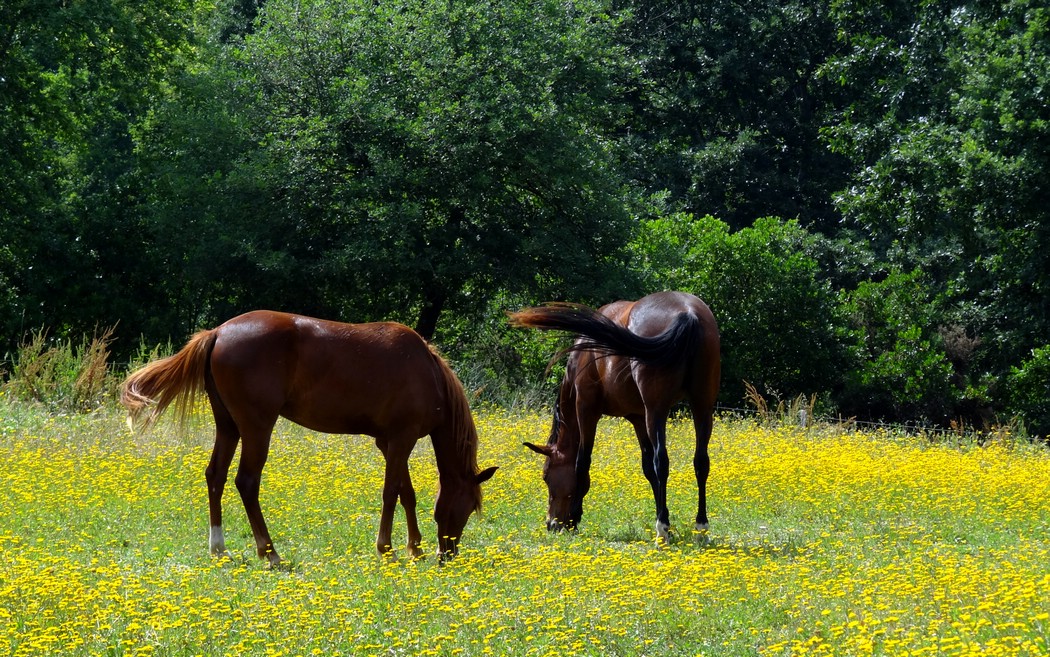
[121, 310, 497, 565]
[509, 291, 719, 543]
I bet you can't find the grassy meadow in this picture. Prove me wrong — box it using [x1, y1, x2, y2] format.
[1, 395, 1048, 656]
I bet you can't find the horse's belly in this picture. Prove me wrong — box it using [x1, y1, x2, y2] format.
[280, 394, 432, 440]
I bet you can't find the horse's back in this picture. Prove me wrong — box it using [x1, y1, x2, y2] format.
[208, 311, 444, 438]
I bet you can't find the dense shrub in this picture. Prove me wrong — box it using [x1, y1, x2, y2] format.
[838, 269, 959, 424]
[1007, 346, 1050, 439]
[435, 291, 568, 408]
[4, 327, 117, 412]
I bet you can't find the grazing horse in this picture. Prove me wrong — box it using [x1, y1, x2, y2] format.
[121, 310, 498, 565]
[509, 291, 719, 543]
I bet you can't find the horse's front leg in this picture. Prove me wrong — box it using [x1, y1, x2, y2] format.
[376, 475, 398, 557]
[397, 462, 423, 558]
[375, 441, 413, 557]
[570, 411, 600, 528]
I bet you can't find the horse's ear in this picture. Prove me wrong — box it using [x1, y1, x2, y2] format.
[523, 442, 553, 457]
[476, 466, 498, 485]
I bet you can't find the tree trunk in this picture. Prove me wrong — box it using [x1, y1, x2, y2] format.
[414, 287, 446, 341]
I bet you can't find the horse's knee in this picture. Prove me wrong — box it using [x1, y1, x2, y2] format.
[381, 485, 399, 508]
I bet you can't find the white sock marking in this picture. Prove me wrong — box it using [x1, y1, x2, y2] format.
[209, 525, 226, 555]
[655, 520, 671, 544]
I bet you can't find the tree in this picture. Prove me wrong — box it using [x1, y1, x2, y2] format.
[142, 0, 636, 340]
[0, 0, 194, 350]
[823, 0, 1050, 419]
[613, 0, 849, 230]
[1007, 346, 1050, 438]
[839, 269, 958, 423]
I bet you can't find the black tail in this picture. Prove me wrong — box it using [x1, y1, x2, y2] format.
[508, 303, 699, 369]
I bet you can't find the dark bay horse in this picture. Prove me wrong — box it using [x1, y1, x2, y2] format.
[121, 310, 497, 565]
[509, 291, 720, 543]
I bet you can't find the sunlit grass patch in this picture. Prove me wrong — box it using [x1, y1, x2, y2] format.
[1, 402, 1048, 655]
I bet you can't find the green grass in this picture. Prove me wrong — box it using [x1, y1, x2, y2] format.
[1, 396, 1048, 656]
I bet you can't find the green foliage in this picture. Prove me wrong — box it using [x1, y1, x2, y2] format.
[631, 214, 847, 405]
[823, 0, 1050, 409]
[2, 0, 1048, 430]
[615, 0, 849, 230]
[436, 292, 567, 410]
[839, 270, 959, 422]
[0, 0, 197, 353]
[1007, 346, 1050, 439]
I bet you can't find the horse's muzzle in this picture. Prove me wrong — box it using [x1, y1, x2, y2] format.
[546, 518, 578, 533]
[437, 537, 459, 562]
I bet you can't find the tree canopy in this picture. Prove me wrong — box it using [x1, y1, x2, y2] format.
[2, 0, 1048, 434]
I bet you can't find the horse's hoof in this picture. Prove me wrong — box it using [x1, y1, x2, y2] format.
[377, 544, 398, 562]
[655, 521, 671, 547]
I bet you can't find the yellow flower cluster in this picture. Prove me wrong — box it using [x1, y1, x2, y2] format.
[0, 408, 1047, 655]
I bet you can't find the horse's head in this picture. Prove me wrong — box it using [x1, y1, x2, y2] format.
[523, 440, 578, 531]
[434, 466, 498, 558]
[524, 396, 584, 531]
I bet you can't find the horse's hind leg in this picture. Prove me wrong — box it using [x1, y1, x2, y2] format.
[205, 389, 239, 558]
[646, 411, 672, 544]
[205, 428, 239, 558]
[632, 406, 673, 543]
[634, 364, 676, 544]
[691, 402, 714, 535]
[629, 416, 659, 511]
[234, 421, 281, 568]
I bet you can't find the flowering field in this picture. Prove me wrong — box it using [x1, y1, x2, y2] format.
[1, 401, 1048, 656]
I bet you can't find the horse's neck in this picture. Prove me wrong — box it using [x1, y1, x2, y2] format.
[427, 355, 480, 481]
[431, 404, 480, 482]
[554, 382, 582, 454]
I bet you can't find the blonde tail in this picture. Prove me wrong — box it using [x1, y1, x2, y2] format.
[120, 329, 217, 431]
